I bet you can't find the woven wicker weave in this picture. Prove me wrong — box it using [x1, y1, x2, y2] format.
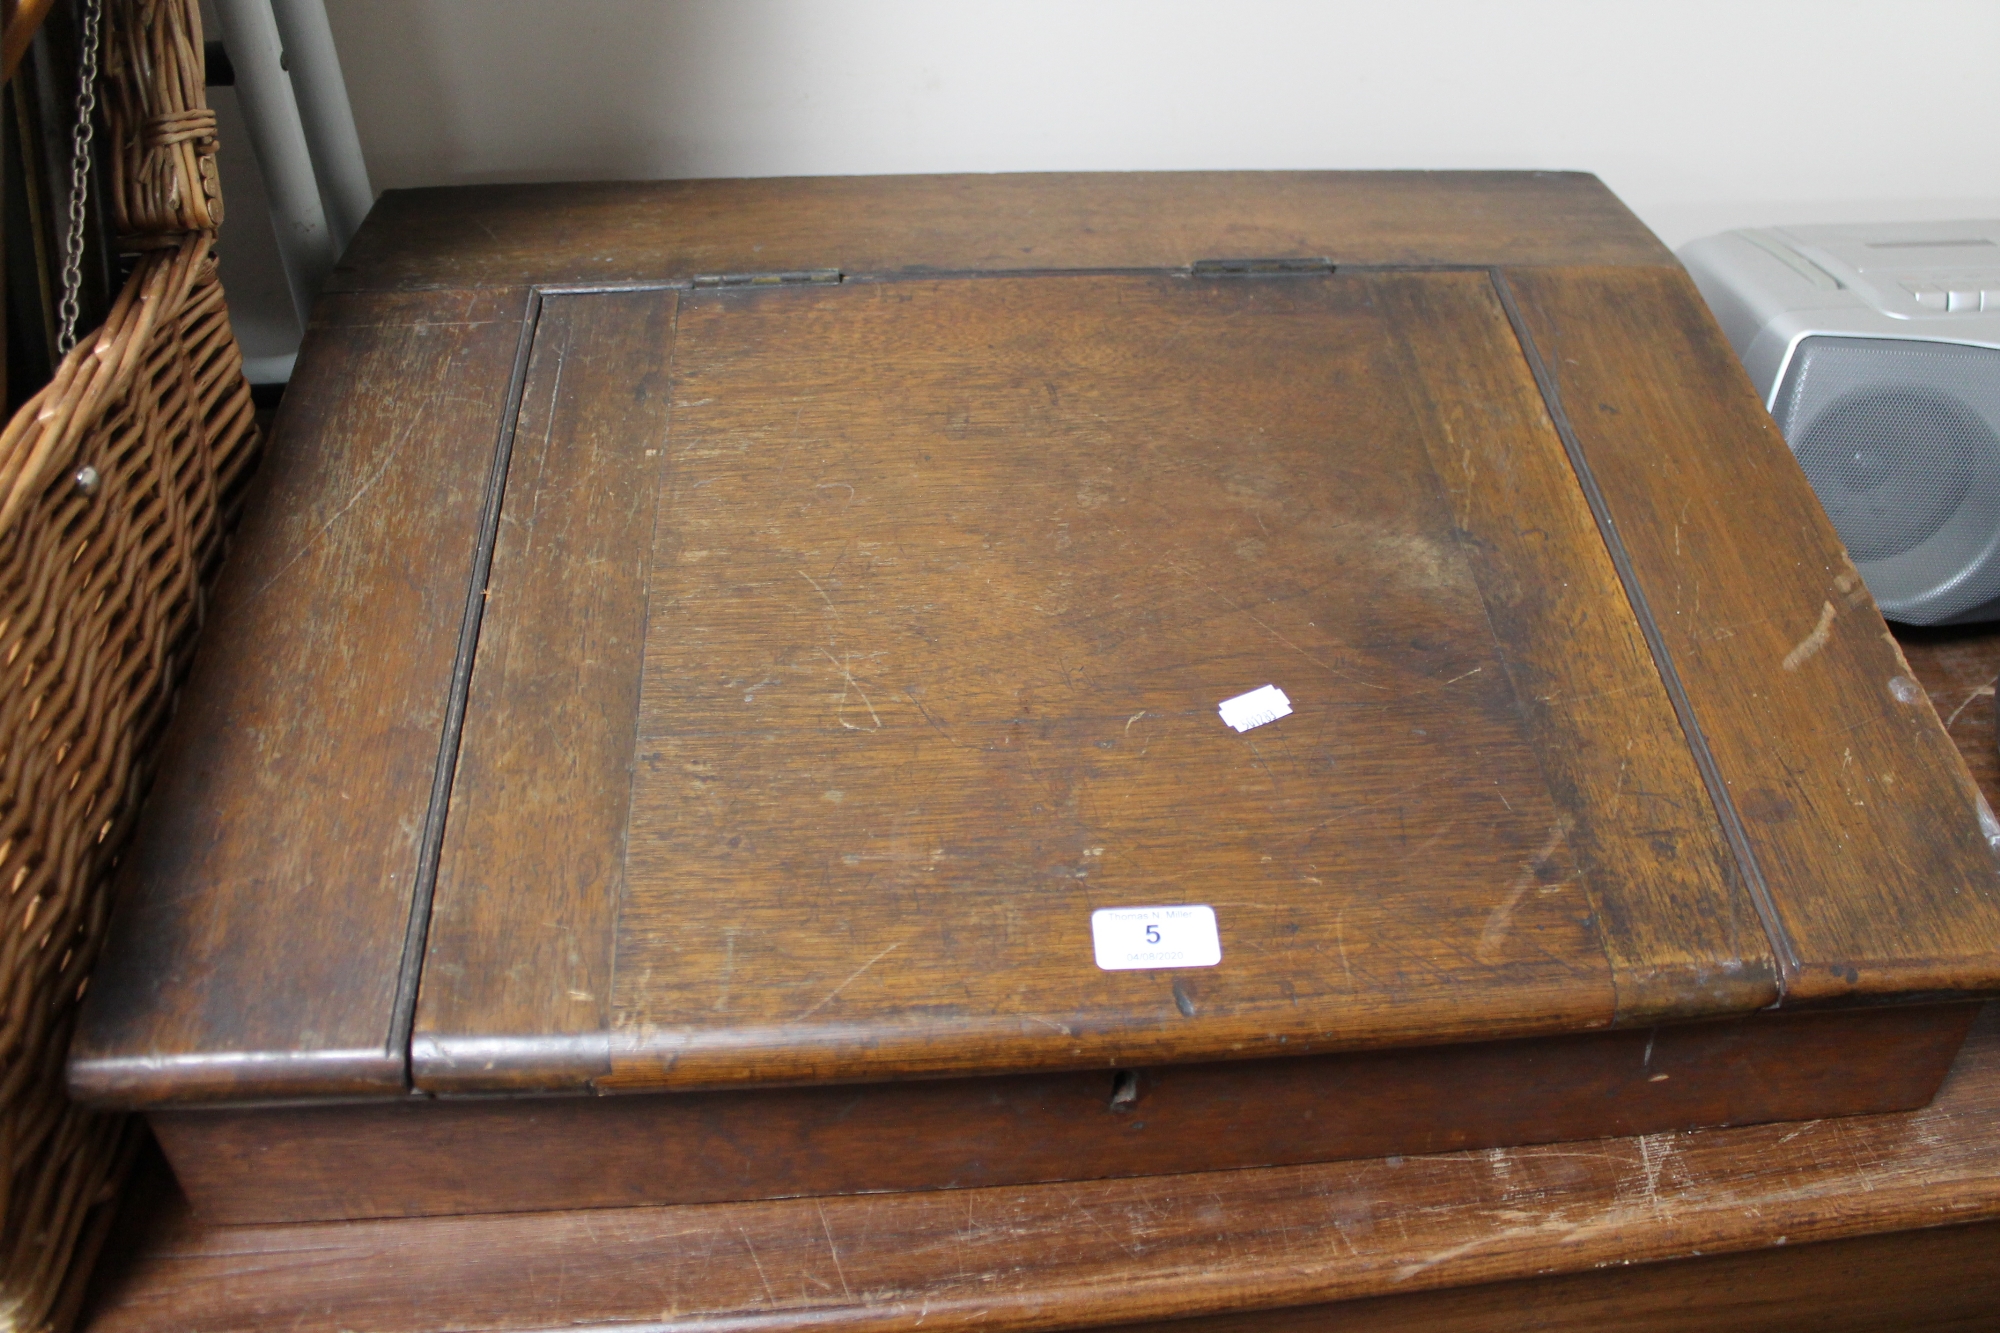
[102, 0, 219, 235]
[1, 1, 256, 1327]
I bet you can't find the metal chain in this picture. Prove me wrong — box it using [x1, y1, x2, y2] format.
[55, 0, 106, 356]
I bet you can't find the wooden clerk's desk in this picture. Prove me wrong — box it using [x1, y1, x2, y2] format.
[76, 174, 2000, 1329]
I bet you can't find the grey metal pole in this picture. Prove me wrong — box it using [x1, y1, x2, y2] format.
[269, 0, 374, 248]
[210, 0, 336, 330]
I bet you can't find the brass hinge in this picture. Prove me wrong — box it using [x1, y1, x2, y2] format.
[691, 269, 843, 288]
[1190, 257, 1335, 278]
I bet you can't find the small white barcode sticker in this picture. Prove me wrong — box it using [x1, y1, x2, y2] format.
[1218, 684, 1291, 733]
[1091, 905, 1222, 970]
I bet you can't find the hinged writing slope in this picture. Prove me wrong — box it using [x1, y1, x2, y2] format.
[67, 172, 2000, 1228]
[412, 269, 1773, 1096]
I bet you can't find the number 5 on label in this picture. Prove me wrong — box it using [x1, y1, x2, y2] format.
[1091, 906, 1222, 970]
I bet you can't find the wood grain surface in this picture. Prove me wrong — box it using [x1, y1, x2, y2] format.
[594, 270, 1644, 1093]
[68, 288, 530, 1105]
[1110, 1219, 2000, 1333]
[68, 176, 2000, 1130]
[64, 172, 2000, 1332]
[82, 1003, 2000, 1333]
[1379, 273, 1771, 1024]
[329, 172, 1673, 294]
[149, 1003, 1975, 1225]
[1899, 623, 2000, 799]
[1503, 267, 2000, 1005]
[412, 290, 677, 1090]
[402, 264, 1784, 1096]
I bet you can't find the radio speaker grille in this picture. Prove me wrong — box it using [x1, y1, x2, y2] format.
[1772, 337, 2000, 624]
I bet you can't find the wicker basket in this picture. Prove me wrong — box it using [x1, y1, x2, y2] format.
[0, 2, 257, 1327]
[102, 0, 219, 236]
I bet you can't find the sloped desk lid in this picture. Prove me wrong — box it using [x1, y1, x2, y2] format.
[69, 173, 2000, 1108]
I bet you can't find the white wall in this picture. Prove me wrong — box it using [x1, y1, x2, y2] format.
[216, 0, 2000, 367]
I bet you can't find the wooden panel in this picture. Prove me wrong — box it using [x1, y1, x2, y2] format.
[1502, 267, 2000, 1005]
[1898, 624, 2000, 799]
[601, 271, 1625, 1092]
[412, 289, 677, 1091]
[1375, 272, 1772, 1023]
[149, 1005, 1973, 1225]
[67, 288, 529, 1105]
[330, 172, 1673, 294]
[1110, 1220, 2000, 1333]
[80, 1007, 2000, 1333]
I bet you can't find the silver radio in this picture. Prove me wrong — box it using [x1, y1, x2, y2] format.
[1681, 221, 2000, 625]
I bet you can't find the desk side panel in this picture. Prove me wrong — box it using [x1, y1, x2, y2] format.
[331, 172, 1672, 293]
[1504, 266, 2000, 1004]
[69, 288, 528, 1106]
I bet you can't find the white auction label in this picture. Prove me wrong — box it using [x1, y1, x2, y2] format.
[1091, 905, 1222, 970]
[1218, 684, 1291, 733]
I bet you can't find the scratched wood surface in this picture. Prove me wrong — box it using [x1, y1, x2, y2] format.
[67, 288, 531, 1104]
[1503, 267, 2000, 1005]
[1378, 273, 1770, 1024]
[1112, 1219, 2000, 1333]
[66, 176, 2000, 1127]
[411, 290, 677, 1089]
[1899, 623, 2000, 798]
[401, 265, 1789, 1098]
[62, 171, 2000, 1329]
[328, 172, 1673, 294]
[88, 619, 2000, 1321]
[80, 1002, 2000, 1332]
[591, 270, 1635, 1091]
